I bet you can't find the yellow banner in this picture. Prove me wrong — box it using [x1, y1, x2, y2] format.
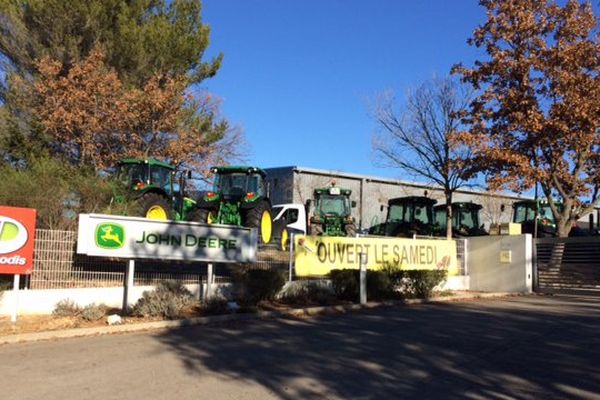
[294, 236, 458, 277]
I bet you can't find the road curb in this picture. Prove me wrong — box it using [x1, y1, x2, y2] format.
[0, 292, 517, 345]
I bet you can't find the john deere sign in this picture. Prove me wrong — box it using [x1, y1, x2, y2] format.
[77, 214, 257, 263]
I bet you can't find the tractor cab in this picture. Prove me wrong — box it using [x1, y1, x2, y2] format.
[114, 158, 195, 221]
[512, 200, 559, 237]
[193, 166, 273, 244]
[434, 202, 487, 237]
[369, 196, 439, 237]
[308, 183, 356, 237]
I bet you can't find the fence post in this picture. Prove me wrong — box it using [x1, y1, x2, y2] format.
[122, 259, 135, 313]
[288, 233, 294, 282]
[11, 274, 20, 323]
[205, 262, 214, 300]
[359, 252, 367, 305]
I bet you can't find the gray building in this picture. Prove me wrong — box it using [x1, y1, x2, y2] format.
[265, 166, 530, 231]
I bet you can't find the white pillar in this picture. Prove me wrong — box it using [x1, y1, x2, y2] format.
[10, 274, 20, 323]
[122, 259, 135, 313]
[359, 253, 367, 305]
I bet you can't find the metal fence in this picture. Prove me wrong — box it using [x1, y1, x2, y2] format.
[29, 229, 466, 289]
[30, 229, 290, 290]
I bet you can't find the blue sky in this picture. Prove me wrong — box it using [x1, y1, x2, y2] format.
[200, 1, 487, 180]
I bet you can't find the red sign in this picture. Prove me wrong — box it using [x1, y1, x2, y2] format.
[0, 206, 37, 275]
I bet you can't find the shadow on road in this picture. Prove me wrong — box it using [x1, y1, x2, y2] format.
[155, 295, 600, 399]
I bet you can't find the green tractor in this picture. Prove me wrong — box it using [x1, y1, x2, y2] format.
[433, 202, 488, 237]
[115, 158, 195, 220]
[512, 199, 559, 238]
[369, 196, 441, 237]
[307, 183, 357, 237]
[192, 166, 273, 244]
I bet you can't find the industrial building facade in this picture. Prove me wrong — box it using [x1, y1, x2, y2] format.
[265, 166, 526, 231]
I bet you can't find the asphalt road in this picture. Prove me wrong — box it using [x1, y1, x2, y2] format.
[0, 295, 599, 400]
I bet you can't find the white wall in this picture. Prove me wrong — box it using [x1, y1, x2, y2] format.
[467, 234, 533, 293]
[0, 283, 234, 316]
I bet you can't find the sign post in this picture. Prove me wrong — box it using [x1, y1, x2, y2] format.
[122, 259, 135, 313]
[0, 206, 37, 323]
[359, 253, 367, 305]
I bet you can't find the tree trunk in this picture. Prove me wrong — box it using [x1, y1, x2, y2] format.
[445, 191, 453, 239]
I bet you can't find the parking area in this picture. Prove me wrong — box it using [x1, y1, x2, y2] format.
[1, 295, 599, 399]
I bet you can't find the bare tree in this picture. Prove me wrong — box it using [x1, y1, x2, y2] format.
[371, 78, 475, 238]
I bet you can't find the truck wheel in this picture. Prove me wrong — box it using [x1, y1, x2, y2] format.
[140, 193, 173, 220]
[246, 202, 272, 244]
[188, 208, 218, 224]
[310, 223, 323, 236]
[345, 223, 357, 237]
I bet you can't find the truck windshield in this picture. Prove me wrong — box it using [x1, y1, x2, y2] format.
[214, 173, 249, 196]
[317, 195, 349, 216]
[454, 209, 477, 230]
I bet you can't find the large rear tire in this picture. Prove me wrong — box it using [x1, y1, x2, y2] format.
[188, 208, 218, 224]
[246, 202, 272, 244]
[310, 223, 323, 236]
[345, 223, 357, 237]
[140, 193, 173, 221]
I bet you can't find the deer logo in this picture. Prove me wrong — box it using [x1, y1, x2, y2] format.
[95, 223, 125, 249]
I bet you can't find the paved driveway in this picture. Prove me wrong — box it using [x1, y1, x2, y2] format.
[1, 295, 599, 400]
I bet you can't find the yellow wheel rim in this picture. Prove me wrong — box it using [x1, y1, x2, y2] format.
[281, 228, 289, 251]
[207, 211, 217, 224]
[147, 205, 168, 220]
[260, 210, 272, 243]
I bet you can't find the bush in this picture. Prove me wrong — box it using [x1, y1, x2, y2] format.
[329, 269, 359, 301]
[80, 303, 107, 321]
[367, 270, 395, 300]
[53, 299, 81, 317]
[235, 268, 286, 304]
[201, 297, 230, 315]
[402, 270, 447, 299]
[133, 281, 195, 319]
[279, 280, 336, 306]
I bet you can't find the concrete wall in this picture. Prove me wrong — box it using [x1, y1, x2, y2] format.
[0, 283, 234, 316]
[467, 234, 533, 293]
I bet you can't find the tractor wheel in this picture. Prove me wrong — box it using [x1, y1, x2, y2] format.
[140, 193, 173, 221]
[188, 208, 218, 224]
[246, 202, 272, 244]
[345, 223, 357, 237]
[310, 223, 323, 236]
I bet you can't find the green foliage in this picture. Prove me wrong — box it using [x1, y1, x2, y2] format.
[329, 266, 448, 301]
[0, 156, 128, 229]
[402, 270, 447, 299]
[133, 281, 195, 319]
[80, 303, 107, 322]
[52, 299, 81, 317]
[0, 0, 220, 88]
[201, 297, 230, 315]
[235, 269, 286, 304]
[329, 269, 360, 301]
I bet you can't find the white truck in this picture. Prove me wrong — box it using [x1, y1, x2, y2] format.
[271, 203, 307, 249]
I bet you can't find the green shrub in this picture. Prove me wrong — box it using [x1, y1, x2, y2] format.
[133, 281, 195, 319]
[367, 270, 395, 300]
[80, 303, 107, 321]
[53, 299, 81, 317]
[236, 269, 286, 304]
[402, 270, 448, 299]
[329, 269, 359, 301]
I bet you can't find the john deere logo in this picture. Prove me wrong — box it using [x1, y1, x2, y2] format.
[0, 216, 28, 254]
[95, 223, 125, 249]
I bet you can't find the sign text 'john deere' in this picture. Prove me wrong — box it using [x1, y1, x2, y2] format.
[0, 206, 37, 275]
[295, 236, 458, 277]
[77, 214, 257, 263]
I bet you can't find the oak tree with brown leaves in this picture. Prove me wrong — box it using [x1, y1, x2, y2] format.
[28, 47, 242, 174]
[453, 0, 600, 237]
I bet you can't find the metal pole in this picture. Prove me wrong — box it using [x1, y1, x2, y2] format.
[11, 274, 20, 323]
[288, 233, 294, 282]
[122, 259, 135, 313]
[359, 253, 367, 305]
[206, 263, 214, 300]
